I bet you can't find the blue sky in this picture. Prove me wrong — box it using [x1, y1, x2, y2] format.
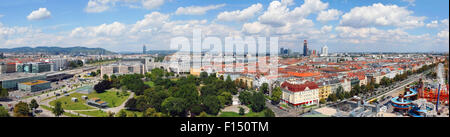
[0, 0, 448, 52]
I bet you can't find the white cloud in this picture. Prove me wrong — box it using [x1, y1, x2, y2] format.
[130, 12, 169, 33]
[340, 3, 425, 29]
[258, 0, 328, 27]
[85, 0, 113, 13]
[290, 0, 328, 18]
[242, 22, 268, 34]
[27, 8, 51, 20]
[0, 23, 37, 40]
[70, 22, 126, 37]
[141, 0, 164, 10]
[176, 4, 225, 15]
[317, 9, 342, 22]
[84, 0, 164, 13]
[217, 3, 263, 22]
[321, 25, 333, 32]
[437, 30, 449, 39]
[0, 14, 4, 18]
[426, 20, 439, 28]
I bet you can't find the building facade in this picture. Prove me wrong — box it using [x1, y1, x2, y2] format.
[101, 62, 145, 76]
[0, 73, 47, 89]
[281, 79, 319, 107]
[18, 80, 51, 92]
[318, 83, 332, 101]
[16, 62, 52, 73]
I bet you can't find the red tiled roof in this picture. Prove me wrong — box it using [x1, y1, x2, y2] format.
[281, 81, 319, 92]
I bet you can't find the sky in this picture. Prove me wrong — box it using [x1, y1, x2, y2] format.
[0, 0, 448, 53]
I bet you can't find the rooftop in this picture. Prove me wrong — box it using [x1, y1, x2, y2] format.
[0, 73, 46, 81]
[20, 80, 50, 86]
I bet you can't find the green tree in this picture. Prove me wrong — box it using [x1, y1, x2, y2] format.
[161, 97, 187, 117]
[29, 99, 39, 110]
[0, 106, 10, 117]
[143, 108, 163, 117]
[250, 92, 266, 112]
[263, 109, 275, 117]
[200, 72, 209, 81]
[13, 101, 30, 117]
[172, 84, 199, 109]
[94, 80, 112, 93]
[218, 92, 232, 106]
[190, 104, 204, 116]
[239, 107, 245, 115]
[103, 74, 109, 80]
[117, 109, 127, 117]
[125, 98, 137, 110]
[238, 91, 252, 105]
[202, 95, 221, 115]
[336, 86, 345, 100]
[327, 93, 337, 102]
[270, 87, 282, 105]
[260, 83, 269, 94]
[225, 75, 237, 95]
[0, 87, 8, 100]
[52, 101, 64, 117]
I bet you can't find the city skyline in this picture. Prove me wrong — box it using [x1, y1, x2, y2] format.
[0, 0, 448, 53]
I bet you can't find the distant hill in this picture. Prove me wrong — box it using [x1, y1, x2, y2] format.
[118, 50, 177, 55]
[0, 46, 115, 55]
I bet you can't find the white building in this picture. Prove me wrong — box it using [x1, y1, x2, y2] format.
[281, 79, 320, 107]
[321, 45, 329, 57]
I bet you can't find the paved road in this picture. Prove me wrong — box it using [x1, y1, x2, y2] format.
[364, 70, 429, 102]
[103, 91, 135, 114]
[265, 101, 298, 117]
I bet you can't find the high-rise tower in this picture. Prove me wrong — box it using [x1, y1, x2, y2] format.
[321, 45, 328, 56]
[303, 40, 308, 56]
[143, 45, 147, 54]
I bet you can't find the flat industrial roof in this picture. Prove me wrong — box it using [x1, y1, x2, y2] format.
[0, 73, 46, 81]
[20, 80, 50, 86]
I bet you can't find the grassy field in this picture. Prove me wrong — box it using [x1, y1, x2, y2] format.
[49, 89, 130, 110]
[40, 105, 81, 117]
[49, 93, 95, 110]
[41, 96, 56, 102]
[144, 81, 155, 87]
[87, 89, 130, 108]
[40, 105, 52, 111]
[64, 112, 82, 117]
[75, 110, 109, 117]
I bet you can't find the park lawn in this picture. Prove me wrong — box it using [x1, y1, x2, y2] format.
[40, 105, 80, 117]
[64, 112, 82, 117]
[144, 81, 155, 87]
[75, 110, 109, 117]
[41, 96, 56, 102]
[88, 89, 130, 108]
[49, 93, 95, 110]
[40, 105, 52, 111]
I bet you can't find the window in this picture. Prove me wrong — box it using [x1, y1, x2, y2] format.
[128, 67, 134, 73]
[113, 67, 119, 73]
